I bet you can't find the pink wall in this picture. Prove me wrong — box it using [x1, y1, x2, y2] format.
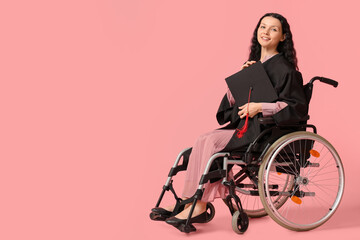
[1, 0, 359, 239]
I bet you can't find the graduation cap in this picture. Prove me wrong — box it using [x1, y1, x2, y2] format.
[225, 62, 278, 138]
[225, 61, 278, 106]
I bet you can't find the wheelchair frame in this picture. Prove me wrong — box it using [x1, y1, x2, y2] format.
[150, 77, 345, 234]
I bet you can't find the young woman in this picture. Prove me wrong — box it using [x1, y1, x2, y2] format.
[153, 12, 308, 229]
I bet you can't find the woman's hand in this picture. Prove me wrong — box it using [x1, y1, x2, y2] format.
[240, 60, 257, 70]
[238, 102, 262, 118]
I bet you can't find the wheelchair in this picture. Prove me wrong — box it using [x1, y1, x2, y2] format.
[150, 76, 345, 234]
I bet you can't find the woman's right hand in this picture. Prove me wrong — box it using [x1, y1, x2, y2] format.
[240, 60, 257, 70]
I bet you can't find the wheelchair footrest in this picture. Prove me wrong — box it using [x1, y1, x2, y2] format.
[176, 223, 196, 233]
[149, 212, 168, 221]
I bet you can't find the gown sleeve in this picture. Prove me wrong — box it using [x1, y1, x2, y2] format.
[262, 102, 288, 117]
[216, 91, 239, 127]
[271, 70, 309, 125]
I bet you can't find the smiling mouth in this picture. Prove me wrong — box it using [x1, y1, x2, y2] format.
[261, 37, 270, 41]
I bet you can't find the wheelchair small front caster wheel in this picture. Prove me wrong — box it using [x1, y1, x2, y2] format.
[232, 210, 249, 234]
[205, 202, 215, 223]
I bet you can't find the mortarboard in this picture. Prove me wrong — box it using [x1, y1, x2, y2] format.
[225, 62, 278, 138]
[225, 61, 278, 106]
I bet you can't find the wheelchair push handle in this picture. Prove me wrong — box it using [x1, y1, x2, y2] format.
[310, 76, 338, 88]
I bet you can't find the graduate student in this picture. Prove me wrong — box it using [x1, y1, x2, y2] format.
[152, 12, 308, 230]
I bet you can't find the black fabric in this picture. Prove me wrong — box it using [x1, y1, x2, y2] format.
[216, 53, 308, 152]
[225, 61, 278, 106]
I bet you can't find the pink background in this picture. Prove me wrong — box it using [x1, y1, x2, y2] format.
[1, 0, 359, 239]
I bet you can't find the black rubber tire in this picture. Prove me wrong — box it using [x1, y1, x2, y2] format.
[231, 210, 249, 234]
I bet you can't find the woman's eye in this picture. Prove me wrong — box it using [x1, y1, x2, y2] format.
[272, 28, 278, 32]
[260, 26, 265, 29]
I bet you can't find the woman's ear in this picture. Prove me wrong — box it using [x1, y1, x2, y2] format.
[281, 34, 286, 42]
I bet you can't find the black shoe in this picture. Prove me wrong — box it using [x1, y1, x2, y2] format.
[165, 211, 208, 226]
[150, 207, 172, 221]
[151, 207, 172, 216]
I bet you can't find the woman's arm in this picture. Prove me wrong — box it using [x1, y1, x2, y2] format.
[261, 102, 288, 117]
[228, 87, 288, 118]
[238, 102, 288, 119]
[271, 70, 308, 125]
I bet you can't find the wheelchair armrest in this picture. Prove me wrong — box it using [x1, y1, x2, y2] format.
[258, 117, 275, 125]
[258, 115, 310, 125]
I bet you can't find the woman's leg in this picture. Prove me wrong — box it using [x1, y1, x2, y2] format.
[162, 198, 190, 212]
[174, 129, 234, 219]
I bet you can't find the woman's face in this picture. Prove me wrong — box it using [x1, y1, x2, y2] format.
[257, 16, 285, 51]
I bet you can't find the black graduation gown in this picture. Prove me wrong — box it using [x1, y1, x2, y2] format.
[217, 53, 308, 152]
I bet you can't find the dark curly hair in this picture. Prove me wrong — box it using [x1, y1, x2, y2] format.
[248, 13, 298, 70]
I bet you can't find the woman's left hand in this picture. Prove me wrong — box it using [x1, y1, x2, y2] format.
[238, 103, 262, 118]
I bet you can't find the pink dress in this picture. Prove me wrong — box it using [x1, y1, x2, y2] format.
[182, 56, 288, 202]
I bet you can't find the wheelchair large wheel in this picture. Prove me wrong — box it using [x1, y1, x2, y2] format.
[259, 132, 345, 231]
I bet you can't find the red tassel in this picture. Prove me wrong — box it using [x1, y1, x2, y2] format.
[236, 88, 252, 138]
[236, 114, 249, 138]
